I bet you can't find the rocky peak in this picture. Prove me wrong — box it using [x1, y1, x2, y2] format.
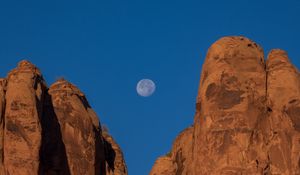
[49, 79, 84, 95]
[205, 36, 264, 64]
[18, 59, 37, 68]
[151, 36, 300, 175]
[267, 49, 292, 71]
[267, 49, 289, 61]
[8, 60, 42, 78]
[0, 60, 127, 175]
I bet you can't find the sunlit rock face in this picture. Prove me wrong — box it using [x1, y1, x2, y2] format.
[4, 60, 46, 175]
[150, 36, 300, 175]
[0, 60, 127, 175]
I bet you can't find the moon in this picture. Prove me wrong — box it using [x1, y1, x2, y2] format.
[136, 79, 156, 97]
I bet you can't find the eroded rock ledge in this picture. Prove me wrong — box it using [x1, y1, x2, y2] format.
[150, 36, 300, 175]
[0, 60, 127, 175]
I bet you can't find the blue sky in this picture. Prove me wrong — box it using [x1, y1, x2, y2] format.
[1, 0, 300, 174]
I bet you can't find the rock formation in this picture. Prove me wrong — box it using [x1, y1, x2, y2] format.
[0, 60, 127, 175]
[150, 36, 300, 175]
[102, 132, 128, 175]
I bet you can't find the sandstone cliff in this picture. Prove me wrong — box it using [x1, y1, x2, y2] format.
[150, 36, 300, 175]
[0, 60, 127, 175]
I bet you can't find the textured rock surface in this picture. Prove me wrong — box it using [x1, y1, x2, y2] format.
[0, 79, 6, 174]
[0, 60, 127, 175]
[47, 80, 104, 175]
[265, 50, 300, 174]
[151, 36, 300, 175]
[103, 132, 128, 175]
[150, 127, 193, 175]
[4, 61, 46, 175]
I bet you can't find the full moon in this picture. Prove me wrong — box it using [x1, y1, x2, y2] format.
[136, 79, 156, 97]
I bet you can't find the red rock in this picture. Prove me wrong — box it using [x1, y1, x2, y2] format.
[150, 127, 193, 175]
[151, 36, 300, 175]
[47, 80, 103, 175]
[103, 132, 128, 175]
[4, 60, 46, 175]
[0, 61, 127, 175]
[0, 79, 6, 174]
[193, 36, 266, 174]
[150, 157, 176, 175]
[265, 49, 300, 174]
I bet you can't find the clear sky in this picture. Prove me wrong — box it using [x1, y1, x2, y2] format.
[0, 0, 300, 174]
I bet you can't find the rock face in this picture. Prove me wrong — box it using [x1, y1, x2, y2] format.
[4, 61, 46, 175]
[0, 60, 127, 175]
[150, 36, 300, 175]
[102, 132, 127, 175]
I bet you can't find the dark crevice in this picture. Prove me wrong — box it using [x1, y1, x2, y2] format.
[103, 135, 116, 173]
[34, 79, 46, 128]
[77, 95, 91, 109]
[264, 62, 273, 175]
[94, 127, 106, 175]
[265, 61, 268, 105]
[263, 155, 271, 175]
[263, 164, 270, 175]
[38, 91, 71, 175]
[267, 107, 272, 113]
[175, 150, 185, 175]
[1, 87, 6, 166]
[260, 57, 264, 65]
